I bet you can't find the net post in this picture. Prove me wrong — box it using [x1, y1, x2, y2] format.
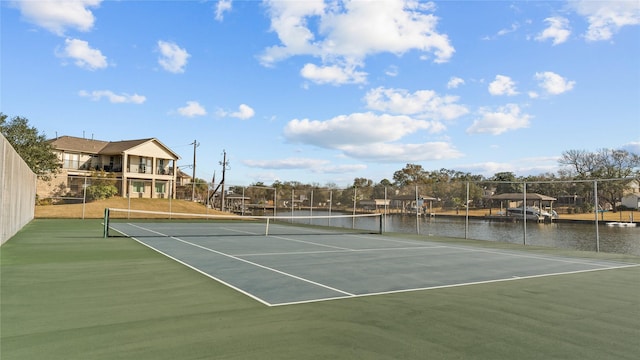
[265, 218, 270, 236]
[378, 213, 383, 234]
[103, 208, 110, 238]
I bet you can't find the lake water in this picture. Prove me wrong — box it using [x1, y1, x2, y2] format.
[273, 210, 640, 256]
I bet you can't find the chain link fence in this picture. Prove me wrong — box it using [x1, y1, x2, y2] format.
[33, 174, 639, 254]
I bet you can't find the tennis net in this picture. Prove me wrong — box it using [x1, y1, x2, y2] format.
[103, 208, 384, 238]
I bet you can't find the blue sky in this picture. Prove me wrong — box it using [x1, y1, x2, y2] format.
[2, 0, 639, 187]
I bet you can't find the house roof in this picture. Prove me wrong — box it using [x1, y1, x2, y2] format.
[391, 194, 438, 201]
[48, 136, 180, 160]
[489, 193, 556, 201]
[100, 138, 153, 154]
[48, 136, 109, 153]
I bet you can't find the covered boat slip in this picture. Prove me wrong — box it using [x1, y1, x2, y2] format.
[488, 192, 557, 222]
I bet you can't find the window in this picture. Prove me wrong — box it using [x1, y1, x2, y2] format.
[156, 182, 166, 194]
[63, 153, 80, 169]
[139, 157, 152, 174]
[133, 181, 145, 193]
[158, 159, 165, 174]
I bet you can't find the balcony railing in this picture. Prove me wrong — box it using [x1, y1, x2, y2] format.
[61, 160, 173, 175]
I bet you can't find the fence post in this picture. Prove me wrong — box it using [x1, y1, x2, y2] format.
[465, 181, 469, 239]
[594, 180, 600, 252]
[523, 182, 527, 246]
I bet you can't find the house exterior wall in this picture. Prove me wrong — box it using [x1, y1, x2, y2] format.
[39, 137, 179, 200]
[621, 195, 640, 210]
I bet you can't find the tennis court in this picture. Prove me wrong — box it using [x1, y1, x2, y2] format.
[107, 215, 636, 307]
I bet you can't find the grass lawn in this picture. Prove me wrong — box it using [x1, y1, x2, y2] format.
[1, 219, 639, 359]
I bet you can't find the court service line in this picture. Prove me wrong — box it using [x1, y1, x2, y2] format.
[236, 245, 447, 257]
[127, 223, 355, 297]
[259, 233, 360, 251]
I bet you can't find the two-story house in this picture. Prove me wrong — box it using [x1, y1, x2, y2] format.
[38, 136, 181, 200]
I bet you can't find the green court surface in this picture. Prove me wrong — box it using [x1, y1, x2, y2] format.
[2, 219, 639, 359]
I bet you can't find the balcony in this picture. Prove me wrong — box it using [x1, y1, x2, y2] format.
[128, 165, 152, 174]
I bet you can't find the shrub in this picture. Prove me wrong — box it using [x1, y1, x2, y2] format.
[86, 185, 118, 201]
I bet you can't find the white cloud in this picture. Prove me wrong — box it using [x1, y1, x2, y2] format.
[230, 104, 255, 120]
[535, 71, 575, 95]
[215, 0, 232, 21]
[300, 63, 367, 85]
[260, 0, 454, 84]
[244, 158, 329, 169]
[463, 160, 559, 178]
[536, 17, 571, 45]
[570, 0, 640, 41]
[157, 40, 190, 73]
[340, 142, 463, 162]
[282, 111, 463, 162]
[467, 104, 532, 135]
[177, 101, 207, 117]
[217, 104, 256, 119]
[385, 65, 399, 77]
[488, 75, 518, 96]
[284, 112, 435, 149]
[497, 22, 520, 37]
[16, 0, 101, 35]
[364, 87, 468, 121]
[321, 163, 368, 173]
[243, 158, 367, 174]
[621, 141, 640, 155]
[79, 90, 146, 104]
[447, 77, 465, 89]
[59, 38, 107, 70]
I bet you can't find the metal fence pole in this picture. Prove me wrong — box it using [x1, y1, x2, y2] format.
[127, 179, 131, 219]
[415, 185, 420, 234]
[594, 180, 600, 252]
[82, 175, 88, 220]
[465, 181, 469, 239]
[523, 182, 527, 246]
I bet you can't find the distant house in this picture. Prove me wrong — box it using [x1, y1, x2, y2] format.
[359, 199, 390, 210]
[390, 194, 437, 213]
[38, 136, 181, 199]
[176, 168, 193, 186]
[620, 180, 640, 210]
[621, 194, 640, 210]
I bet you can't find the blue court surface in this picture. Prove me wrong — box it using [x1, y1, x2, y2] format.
[109, 221, 637, 306]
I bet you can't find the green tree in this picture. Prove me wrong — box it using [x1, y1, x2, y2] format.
[393, 164, 427, 188]
[86, 171, 118, 201]
[0, 113, 59, 179]
[559, 148, 640, 211]
[491, 172, 521, 193]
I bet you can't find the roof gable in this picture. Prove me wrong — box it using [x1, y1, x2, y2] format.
[100, 138, 153, 154]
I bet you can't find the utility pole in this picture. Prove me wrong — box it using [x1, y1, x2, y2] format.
[191, 140, 199, 201]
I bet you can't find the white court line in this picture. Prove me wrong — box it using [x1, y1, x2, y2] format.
[120, 233, 272, 306]
[126, 223, 355, 298]
[115, 222, 639, 307]
[272, 263, 640, 307]
[268, 234, 356, 251]
[236, 245, 446, 257]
